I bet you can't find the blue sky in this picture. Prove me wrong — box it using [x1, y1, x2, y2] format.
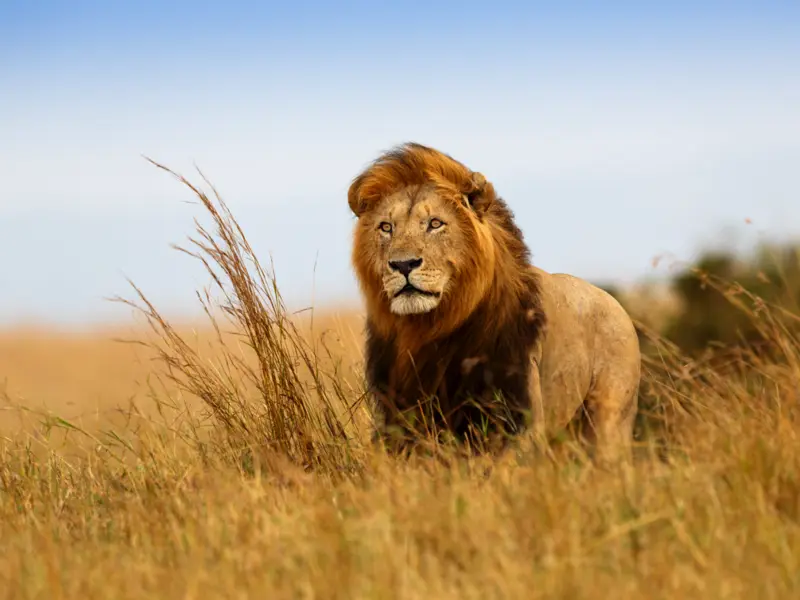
[2, 1, 799, 325]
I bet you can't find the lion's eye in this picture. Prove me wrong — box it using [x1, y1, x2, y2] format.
[429, 218, 444, 230]
[379, 222, 392, 234]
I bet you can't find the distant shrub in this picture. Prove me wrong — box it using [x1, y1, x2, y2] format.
[663, 244, 800, 356]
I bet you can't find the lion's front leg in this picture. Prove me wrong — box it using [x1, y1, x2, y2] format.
[371, 423, 417, 456]
[369, 391, 436, 456]
[456, 358, 540, 454]
[368, 391, 409, 454]
[528, 360, 548, 450]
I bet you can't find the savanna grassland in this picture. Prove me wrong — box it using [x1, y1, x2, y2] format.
[2, 169, 799, 599]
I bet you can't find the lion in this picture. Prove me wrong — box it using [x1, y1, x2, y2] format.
[347, 142, 641, 464]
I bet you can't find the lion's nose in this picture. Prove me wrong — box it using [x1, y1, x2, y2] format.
[388, 258, 423, 277]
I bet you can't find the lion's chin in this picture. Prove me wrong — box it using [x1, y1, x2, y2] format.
[389, 292, 441, 315]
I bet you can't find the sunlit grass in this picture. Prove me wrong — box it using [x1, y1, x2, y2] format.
[1, 165, 799, 598]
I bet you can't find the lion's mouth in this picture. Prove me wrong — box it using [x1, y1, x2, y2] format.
[394, 283, 440, 298]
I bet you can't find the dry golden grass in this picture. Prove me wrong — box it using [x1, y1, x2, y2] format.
[2, 164, 799, 599]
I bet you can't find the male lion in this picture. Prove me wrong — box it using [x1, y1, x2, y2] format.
[348, 142, 641, 463]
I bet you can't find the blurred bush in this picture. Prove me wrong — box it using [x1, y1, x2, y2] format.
[598, 242, 800, 447]
[663, 244, 800, 356]
[602, 242, 800, 357]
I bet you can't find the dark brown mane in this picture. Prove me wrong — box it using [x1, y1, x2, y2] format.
[352, 143, 547, 450]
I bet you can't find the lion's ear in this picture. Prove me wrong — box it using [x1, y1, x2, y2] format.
[348, 177, 367, 217]
[464, 172, 494, 214]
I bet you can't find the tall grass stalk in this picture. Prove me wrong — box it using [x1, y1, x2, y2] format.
[113, 160, 365, 475]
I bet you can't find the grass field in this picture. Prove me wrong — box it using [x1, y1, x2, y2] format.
[2, 170, 799, 599]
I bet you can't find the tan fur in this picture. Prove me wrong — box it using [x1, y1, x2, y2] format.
[348, 143, 641, 464]
[530, 269, 642, 463]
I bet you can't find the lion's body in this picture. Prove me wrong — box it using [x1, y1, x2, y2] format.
[532, 268, 640, 459]
[347, 142, 641, 462]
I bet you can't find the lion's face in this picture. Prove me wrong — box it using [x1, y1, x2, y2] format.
[353, 183, 485, 316]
